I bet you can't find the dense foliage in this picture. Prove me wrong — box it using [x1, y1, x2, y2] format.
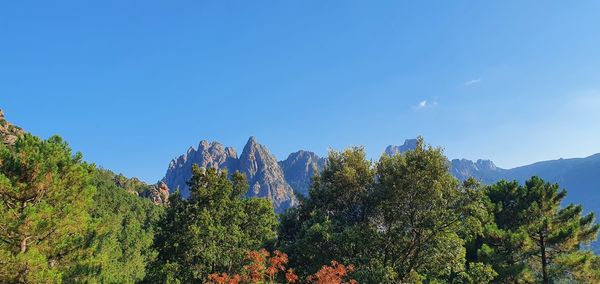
[476, 178, 600, 283]
[0, 134, 162, 283]
[278, 138, 495, 283]
[1, 134, 598, 283]
[86, 169, 163, 283]
[0, 134, 96, 283]
[147, 165, 278, 283]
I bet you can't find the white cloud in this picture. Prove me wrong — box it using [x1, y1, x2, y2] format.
[414, 100, 438, 110]
[464, 78, 482, 86]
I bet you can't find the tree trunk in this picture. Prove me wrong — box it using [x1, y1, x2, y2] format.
[540, 231, 549, 284]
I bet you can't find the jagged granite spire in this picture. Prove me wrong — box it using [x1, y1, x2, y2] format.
[384, 138, 418, 156]
[162, 140, 238, 197]
[238, 136, 297, 212]
[162, 136, 297, 213]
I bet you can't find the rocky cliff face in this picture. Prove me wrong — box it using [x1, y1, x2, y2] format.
[384, 140, 504, 183]
[384, 139, 418, 156]
[163, 137, 297, 213]
[239, 137, 297, 211]
[450, 159, 503, 183]
[140, 181, 170, 206]
[163, 140, 238, 197]
[279, 150, 326, 196]
[0, 109, 24, 145]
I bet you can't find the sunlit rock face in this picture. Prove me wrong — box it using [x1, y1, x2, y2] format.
[279, 150, 325, 197]
[163, 137, 297, 213]
[0, 109, 24, 146]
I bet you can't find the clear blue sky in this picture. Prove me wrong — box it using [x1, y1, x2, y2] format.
[2, 1, 600, 182]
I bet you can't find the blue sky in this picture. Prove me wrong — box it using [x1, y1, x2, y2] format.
[2, 1, 600, 182]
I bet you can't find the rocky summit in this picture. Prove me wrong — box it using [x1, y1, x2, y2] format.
[384, 138, 418, 156]
[163, 137, 300, 213]
[0, 109, 24, 145]
[279, 150, 326, 196]
[165, 136, 600, 217]
[239, 137, 298, 211]
[163, 140, 238, 198]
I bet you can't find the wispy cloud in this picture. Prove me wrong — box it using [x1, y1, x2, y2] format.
[464, 78, 482, 86]
[414, 100, 438, 110]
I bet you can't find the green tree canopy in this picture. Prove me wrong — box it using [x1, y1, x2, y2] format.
[279, 138, 494, 283]
[480, 176, 600, 283]
[75, 169, 164, 283]
[0, 134, 96, 283]
[148, 165, 278, 283]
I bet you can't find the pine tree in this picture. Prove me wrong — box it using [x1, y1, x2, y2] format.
[0, 134, 96, 283]
[479, 180, 536, 283]
[522, 177, 599, 283]
[481, 177, 600, 283]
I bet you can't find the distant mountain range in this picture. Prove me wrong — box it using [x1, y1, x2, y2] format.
[2, 107, 598, 215]
[165, 138, 600, 214]
[383, 139, 600, 215]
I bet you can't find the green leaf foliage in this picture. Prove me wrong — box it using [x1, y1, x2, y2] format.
[147, 165, 278, 283]
[278, 137, 495, 283]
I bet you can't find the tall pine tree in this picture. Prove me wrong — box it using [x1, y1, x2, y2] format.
[0, 134, 96, 283]
[481, 177, 600, 283]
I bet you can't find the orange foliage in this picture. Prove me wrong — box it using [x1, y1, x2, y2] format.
[205, 250, 356, 284]
[207, 273, 242, 284]
[205, 249, 299, 284]
[307, 261, 357, 284]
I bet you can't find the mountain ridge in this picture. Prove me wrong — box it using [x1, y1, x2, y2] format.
[163, 136, 298, 213]
[164, 136, 600, 213]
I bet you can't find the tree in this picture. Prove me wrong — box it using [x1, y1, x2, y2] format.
[524, 177, 599, 283]
[371, 138, 492, 282]
[279, 138, 494, 283]
[481, 177, 600, 283]
[0, 134, 96, 283]
[72, 169, 164, 283]
[478, 180, 536, 283]
[278, 147, 377, 278]
[148, 165, 278, 283]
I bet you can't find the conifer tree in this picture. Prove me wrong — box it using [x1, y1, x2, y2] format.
[523, 177, 599, 283]
[481, 177, 600, 283]
[0, 134, 96, 283]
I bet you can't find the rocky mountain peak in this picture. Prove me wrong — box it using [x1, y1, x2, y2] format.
[239, 137, 297, 211]
[475, 159, 497, 171]
[163, 139, 238, 197]
[0, 109, 24, 146]
[384, 139, 418, 156]
[163, 137, 297, 212]
[279, 150, 326, 196]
